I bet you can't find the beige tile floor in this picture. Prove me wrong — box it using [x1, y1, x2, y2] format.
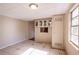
[0, 40, 66, 55]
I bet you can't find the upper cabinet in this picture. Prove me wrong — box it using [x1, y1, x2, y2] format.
[35, 18, 52, 27]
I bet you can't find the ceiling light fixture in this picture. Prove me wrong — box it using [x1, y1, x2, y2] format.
[29, 3, 38, 9]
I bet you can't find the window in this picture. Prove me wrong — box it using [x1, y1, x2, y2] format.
[71, 7, 79, 47]
[40, 27, 48, 33]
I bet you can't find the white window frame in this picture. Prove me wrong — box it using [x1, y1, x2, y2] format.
[70, 5, 79, 48]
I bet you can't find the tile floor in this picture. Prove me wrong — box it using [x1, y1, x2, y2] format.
[0, 40, 66, 55]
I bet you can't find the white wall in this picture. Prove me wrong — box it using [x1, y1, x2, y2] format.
[0, 15, 29, 49]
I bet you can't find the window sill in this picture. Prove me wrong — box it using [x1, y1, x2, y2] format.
[68, 40, 79, 50]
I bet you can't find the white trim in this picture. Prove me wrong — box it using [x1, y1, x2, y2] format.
[69, 4, 79, 12]
[68, 40, 79, 50]
[0, 39, 27, 49]
[69, 3, 79, 49]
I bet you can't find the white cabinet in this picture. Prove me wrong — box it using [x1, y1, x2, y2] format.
[35, 18, 52, 43]
[52, 15, 64, 49]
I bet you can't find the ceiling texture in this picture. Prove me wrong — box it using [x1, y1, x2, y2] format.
[0, 3, 73, 21]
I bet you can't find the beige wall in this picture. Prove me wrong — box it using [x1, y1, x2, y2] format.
[0, 15, 29, 49]
[64, 4, 79, 55]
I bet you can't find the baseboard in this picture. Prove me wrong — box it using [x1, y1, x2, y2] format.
[0, 39, 27, 49]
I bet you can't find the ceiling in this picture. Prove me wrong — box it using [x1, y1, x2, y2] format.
[0, 3, 73, 21]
